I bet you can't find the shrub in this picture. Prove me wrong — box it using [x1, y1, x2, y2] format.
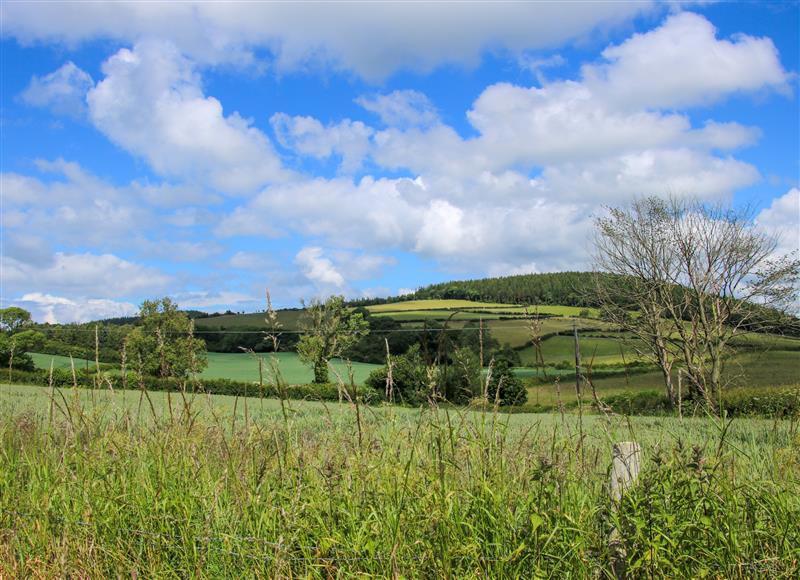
[365, 344, 430, 405]
[487, 360, 528, 406]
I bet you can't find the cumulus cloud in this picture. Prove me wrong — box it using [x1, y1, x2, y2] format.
[218, 173, 593, 274]
[271, 113, 373, 173]
[4, 8, 794, 309]
[88, 41, 289, 193]
[20, 61, 94, 118]
[356, 90, 438, 128]
[2, 252, 171, 299]
[294, 246, 397, 295]
[2, 1, 656, 80]
[295, 247, 346, 290]
[1, 161, 151, 250]
[756, 188, 800, 258]
[584, 12, 790, 110]
[16, 293, 138, 324]
[172, 291, 256, 310]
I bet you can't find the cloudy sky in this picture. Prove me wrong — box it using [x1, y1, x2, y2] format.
[1, 1, 798, 323]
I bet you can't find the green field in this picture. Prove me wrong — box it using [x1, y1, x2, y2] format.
[0, 384, 797, 576]
[200, 352, 379, 384]
[29, 351, 380, 386]
[373, 310, 501, 322]
[366, 299, 517, 312]
[194, 309, 304, 330]
[29, 352, 96, 371]
[527, 349, 800, 407]
[367, 300, 600, 318]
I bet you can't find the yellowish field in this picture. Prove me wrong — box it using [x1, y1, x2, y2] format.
[366, 299, 516, 312]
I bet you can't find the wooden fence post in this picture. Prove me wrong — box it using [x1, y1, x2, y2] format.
[610, 441, 641, 501]
[609, 441, 641, 578]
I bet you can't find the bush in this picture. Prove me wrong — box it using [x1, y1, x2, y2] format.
[487, 360, 528, 406]
[365, 344, 430, 405]
[721, 386, 800, 417]
[602, 386, 800, 417]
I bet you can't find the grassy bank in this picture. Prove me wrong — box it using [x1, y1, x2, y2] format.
[0, 385, 798, 577]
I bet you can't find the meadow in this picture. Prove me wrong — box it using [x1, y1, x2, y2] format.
[0, 383, 797, 577]
[29, 352, 381, 386]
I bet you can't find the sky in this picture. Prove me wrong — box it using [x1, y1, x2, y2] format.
[1, 1, 798, 323]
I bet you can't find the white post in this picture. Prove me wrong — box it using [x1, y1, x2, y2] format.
[610, 441, 641, 501]
[609, 441, 641, 578]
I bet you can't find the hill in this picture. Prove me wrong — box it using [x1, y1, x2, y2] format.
[350, 271, 620, 308]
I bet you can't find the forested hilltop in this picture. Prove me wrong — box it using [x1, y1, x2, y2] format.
[351, 272, 623, 308]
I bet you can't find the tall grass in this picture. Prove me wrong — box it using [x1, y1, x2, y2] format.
[0, 383, 797, 577]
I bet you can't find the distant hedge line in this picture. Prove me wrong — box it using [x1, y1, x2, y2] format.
[3, 368, 797, 417]
[596, 387, 800, 418]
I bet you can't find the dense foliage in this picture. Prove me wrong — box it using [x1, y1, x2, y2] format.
[124, 298, 207, 379]
[297, 296, 369, 383]
[0, 307, 45, 372]
[365, 345, 528, 406]
[412, 272, 623, 306]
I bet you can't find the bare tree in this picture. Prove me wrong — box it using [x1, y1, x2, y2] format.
[593, 198, 681, 406]
[663, 200, 798, 410]
[594, 196, 799, 413]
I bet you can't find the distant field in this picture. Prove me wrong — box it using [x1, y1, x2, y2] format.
[366, 299, 516, 312]
[192, 301, 606, 334]
[468, 305, 601, 317]
[200, 352, 379, 385]
[29, 352, 380, 386]
[367, 300, 600, 318]
[29, 352, 96, 371]
[729, 333, 800, 351]
[373, 310, 501, 322]
[194, 309, 304, 330]
[487, 317, 612, 349]
[537, 335, 642, 365]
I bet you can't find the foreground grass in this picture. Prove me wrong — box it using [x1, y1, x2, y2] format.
[0, 384, 798, 577]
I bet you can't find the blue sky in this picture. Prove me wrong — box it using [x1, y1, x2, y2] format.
[1, 1, 798, 323]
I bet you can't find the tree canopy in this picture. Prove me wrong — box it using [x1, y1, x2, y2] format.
[124, 298, 207, 379]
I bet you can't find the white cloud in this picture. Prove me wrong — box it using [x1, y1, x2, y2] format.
[356, 90, 438, 128]
[211, 12, 788, 279]
[87, 41, 289, 193]
[584, 12, 790, 110]
[3, 234, 53, 266]
[293, 246, 396, 296]
[20, 61, 94, 118]
[229, 251, 273, 272]
[172, 291, 255, 310]
[756, 188, 800, 258]
[271, 113, 373, 173]
[218, 173, 594, 273]
[1, 162, 152, 249]
[536, 149, 760, 202]
[16, 293, 138, 324]
[2, 1, 658, 80]
[2, 252, 171, 299]
[295, 247, 346, 289]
